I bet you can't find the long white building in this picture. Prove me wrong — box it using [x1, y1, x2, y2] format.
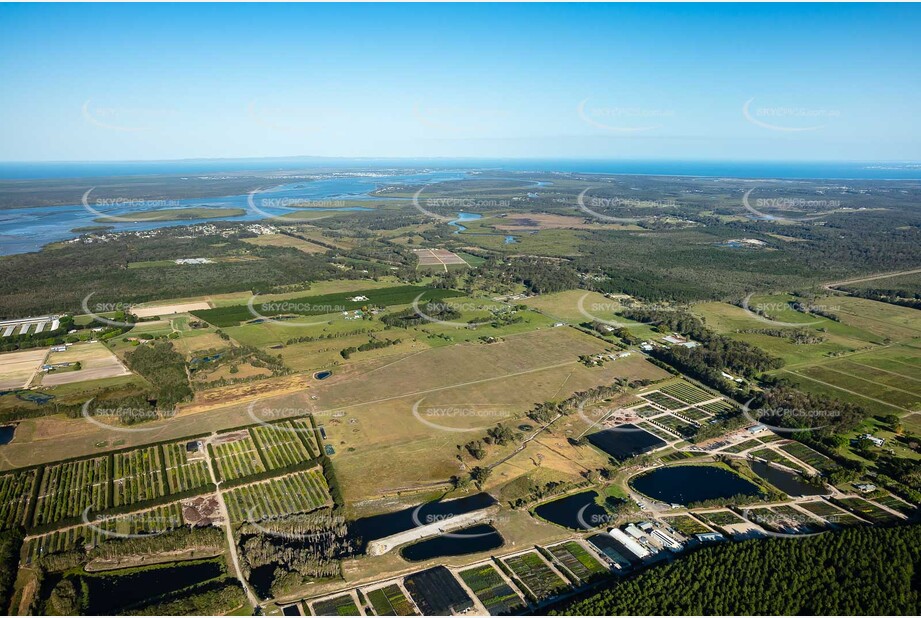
[0, 315, 61, 338]
[609, 528, 651, 559]
[652, 529, 683, 552]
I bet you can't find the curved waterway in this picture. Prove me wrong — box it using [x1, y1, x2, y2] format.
[0, 170, 468, 255]
[448, 211, 482, 234]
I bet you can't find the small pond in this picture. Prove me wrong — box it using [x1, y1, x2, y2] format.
[751, 461, 827, 497]
[587, 426, 667, 461]
[399, 524, 503, 561]
[0, 425, 15, 445]
[533, 490, 612, 530]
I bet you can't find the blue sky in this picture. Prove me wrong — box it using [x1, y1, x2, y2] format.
[0, 2, 918, 162]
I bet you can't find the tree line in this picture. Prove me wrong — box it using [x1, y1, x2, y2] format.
[550, 524, 921, 615]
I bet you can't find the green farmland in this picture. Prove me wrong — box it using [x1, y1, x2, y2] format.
[191, 285, 466, 327]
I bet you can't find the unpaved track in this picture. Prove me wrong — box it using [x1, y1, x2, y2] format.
[823, 267, 921, 291]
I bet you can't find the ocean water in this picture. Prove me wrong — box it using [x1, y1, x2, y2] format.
[2, 158, 919, 180]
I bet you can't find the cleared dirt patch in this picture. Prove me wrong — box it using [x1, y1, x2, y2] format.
[38, 342, 131, 386]
[0, 348, 48, 389]
[312, 328, 671, 501]
[413, 248, 469, 268]
[133, 301, 212, 318]
[242, 234, 327, 254]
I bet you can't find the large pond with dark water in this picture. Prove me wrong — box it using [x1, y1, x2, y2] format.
[533, 490, 614, 530]
[0, 425, 14, 445]
[85, 560, 224, 614]
[350, 492, 496, 553]
[38, 560, 226, 615]
[399, 524, 504, 561]
[750, 461, 827, 497]
[587, 426, 667, 461]
[630, 465, 762, 505]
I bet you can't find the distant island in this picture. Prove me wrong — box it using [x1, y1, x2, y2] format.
[94, 207, 246, 223]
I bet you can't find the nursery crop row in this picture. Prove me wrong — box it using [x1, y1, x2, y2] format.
[502, 552, 568, 601]
[212, 435, 266, 481]
[223, 467, 330, 522]
[34, 457, 110, 526]
[660, 381, 714, 405]
[26, 501, 186, 560]
[112, 446, 167, 507]
[249, 424, 314, 470]
[458, 564, 524, 615]
[162, 442, 211, 493]
[366, 584, 418, 616]
[0, 468, 38, 530]
[548, 542, 608, 582]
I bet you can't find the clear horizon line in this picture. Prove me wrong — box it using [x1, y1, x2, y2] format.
[2, 155, 920, 166]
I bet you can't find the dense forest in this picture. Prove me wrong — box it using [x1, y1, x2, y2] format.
[550, 525, 921, 615]
[621, 307, 783, 395]
[0, 528, 24, 614]
[466, 256, 583, 295]
[122, 340, 193, 410]
[0, 227, 342, 317]
[236, 510, 354, 599]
